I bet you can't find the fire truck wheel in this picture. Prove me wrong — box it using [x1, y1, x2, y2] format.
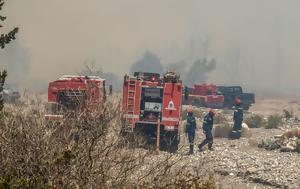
[161, 131, 179, 153]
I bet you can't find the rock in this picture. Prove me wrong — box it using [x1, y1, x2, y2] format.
[280, 146, 295, 152]
[241, 123, 252, 138]
[246, 167, 257, 175]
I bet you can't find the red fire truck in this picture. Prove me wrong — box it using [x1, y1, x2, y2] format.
[122, 72, 183, 152]
[183, 84, 224, 109]
[45, 75, 106, 118]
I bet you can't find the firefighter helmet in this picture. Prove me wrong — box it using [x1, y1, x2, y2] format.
[209, 109, 216, 117]
[234, 98, 242, 105]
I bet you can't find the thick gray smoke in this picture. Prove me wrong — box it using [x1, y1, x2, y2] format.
[1, 0, 300, 95]
[0, 42, 32, 90]
[166, 61, 188, 74]
[130, 51, 164, 74]
[185, 58, 216, 85]
[166, 59, 217, 85]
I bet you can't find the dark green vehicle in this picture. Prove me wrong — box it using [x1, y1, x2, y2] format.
[216, 86, 255, 110]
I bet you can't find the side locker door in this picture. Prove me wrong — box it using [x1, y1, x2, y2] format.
[162, 83, 182, 128]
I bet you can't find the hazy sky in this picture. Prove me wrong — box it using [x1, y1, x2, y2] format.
[1, 0, 300, 94]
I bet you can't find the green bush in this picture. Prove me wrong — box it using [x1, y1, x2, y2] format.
[245, 114, 265, 128]
[264, 115, 283, 129]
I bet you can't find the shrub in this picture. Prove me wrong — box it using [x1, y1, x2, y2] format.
[264, 115, 283, 129]
[214, 113, 226, 124]
[283, 109, 294, 119]
[245, 114, 265, 128]
[181, 108, 205, 120]
[213, 123, 232, 138]
[0, 97, 217, 188]
[0, 70, 7, 111]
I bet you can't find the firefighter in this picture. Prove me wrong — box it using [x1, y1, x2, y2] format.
[229, 98, 244, 139]
[198, 109, 216, 151]
[185, 107, 197, 155]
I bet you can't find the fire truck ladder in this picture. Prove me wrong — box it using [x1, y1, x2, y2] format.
[125, 77, 137, 132]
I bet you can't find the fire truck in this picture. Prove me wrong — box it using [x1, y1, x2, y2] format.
[121, 71, 183, 152]
[183, 84, 224, 109]
[45, 75, 106, 119]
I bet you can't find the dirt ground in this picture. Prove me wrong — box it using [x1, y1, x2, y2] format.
[251, 97, 300, 117]
[180, 97, 300, 189]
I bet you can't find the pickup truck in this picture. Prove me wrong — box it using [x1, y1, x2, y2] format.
[216, 86, 255, 110]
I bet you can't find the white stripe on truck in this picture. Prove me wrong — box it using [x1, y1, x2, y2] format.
[124, 114, 139, 119]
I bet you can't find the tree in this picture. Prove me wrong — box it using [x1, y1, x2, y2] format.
[0, 0, 18, 111]
[0, 0, 18, 49]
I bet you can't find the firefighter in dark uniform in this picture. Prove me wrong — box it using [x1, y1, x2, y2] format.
[229, 98, 244, 139]
[185, 108, 197, 155]
[198, 109, 216, 151]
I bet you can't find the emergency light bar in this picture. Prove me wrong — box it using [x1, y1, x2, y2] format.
[134, 72, 160, 81]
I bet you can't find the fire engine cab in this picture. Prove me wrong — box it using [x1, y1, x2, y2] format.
[45, 75, 106, 118]
[122, 71, 183, 152]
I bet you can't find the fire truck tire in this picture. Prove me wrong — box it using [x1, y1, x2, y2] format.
[161, 131, 179, 153]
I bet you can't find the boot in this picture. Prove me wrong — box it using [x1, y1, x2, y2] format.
[198, 142, 205, 152]
[208, 143, 214, 151]
[189, 145, 194, 155]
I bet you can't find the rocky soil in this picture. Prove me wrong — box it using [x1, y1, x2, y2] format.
[178, 126, 299, 189]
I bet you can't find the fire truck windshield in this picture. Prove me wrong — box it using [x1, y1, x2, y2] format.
[143, 88, 162, 98]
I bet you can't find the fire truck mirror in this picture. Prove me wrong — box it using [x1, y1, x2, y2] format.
[109, 85, 113, 95]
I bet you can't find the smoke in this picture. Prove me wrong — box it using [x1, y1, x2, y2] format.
[166, 59, 217, 85]
[130, 51, 164, 74]
[166, 60, 188, 74]
[185, 58, 216, 85]
[0, 41, 32, 90]
[79, 61, 122, 91]
[1, 0, 300, 95]
[130, 51, 216, 85]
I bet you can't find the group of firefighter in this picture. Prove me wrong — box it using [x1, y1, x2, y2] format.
[185, 98, 244, 155]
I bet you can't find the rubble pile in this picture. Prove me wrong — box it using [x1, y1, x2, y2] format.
[282, 118, 300, 130]
[259, 129, 300, 153]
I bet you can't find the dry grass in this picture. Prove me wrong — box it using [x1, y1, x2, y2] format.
[245, 114, 265, 128]
[264, 114, 283, 129]
[213, 123, 232, 138]
[0, 96, 216, 189]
